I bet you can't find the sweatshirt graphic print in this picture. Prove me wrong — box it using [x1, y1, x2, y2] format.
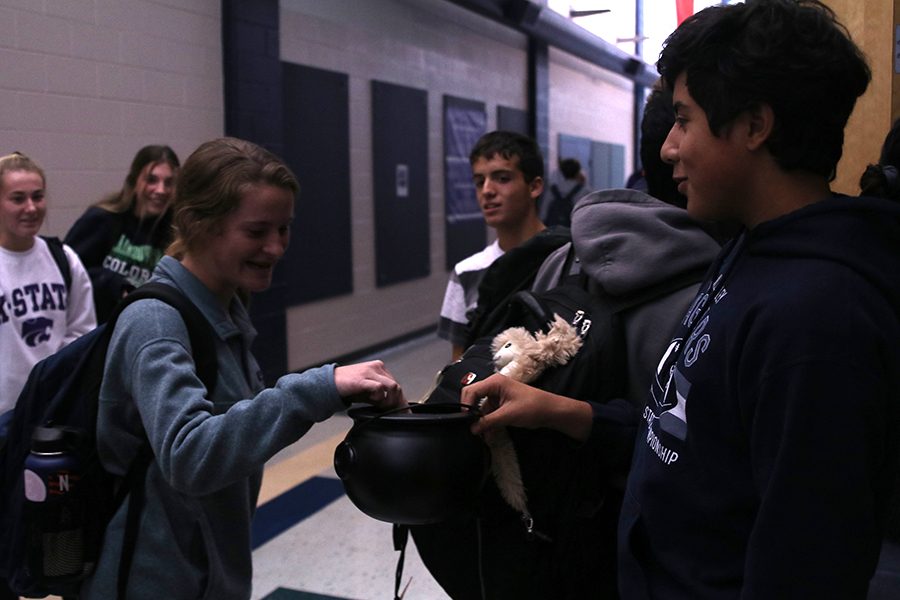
[644, 267, 726, 458]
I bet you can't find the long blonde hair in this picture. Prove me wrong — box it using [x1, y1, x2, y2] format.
[168, 137, 298, 259]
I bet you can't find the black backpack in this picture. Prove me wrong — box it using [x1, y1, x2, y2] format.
[405, 251, 705, 600]
[462, 226, 571, 349]
[0, 282, 217, 599]
[544, 182, 584, 228]
[41, 236, 71, 291]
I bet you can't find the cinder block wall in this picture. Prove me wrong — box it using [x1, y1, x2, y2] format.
[547, 47, 634, 179]
[0, 0, 224, 236]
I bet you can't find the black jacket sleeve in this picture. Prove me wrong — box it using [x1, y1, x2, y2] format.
[65, 207, 129, 321]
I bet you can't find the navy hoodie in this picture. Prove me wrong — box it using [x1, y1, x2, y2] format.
[618, 194, 900, 599]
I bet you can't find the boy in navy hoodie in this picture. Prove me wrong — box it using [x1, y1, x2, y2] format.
[463, 1, 900, 598]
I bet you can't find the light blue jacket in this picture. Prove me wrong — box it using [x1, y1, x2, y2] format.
[81, 256, 344, 600]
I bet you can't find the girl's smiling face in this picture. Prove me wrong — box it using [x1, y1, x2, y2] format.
[182, 182, 294, 304]
[134, 161, 176, 219]
[0, 169, 46, 251]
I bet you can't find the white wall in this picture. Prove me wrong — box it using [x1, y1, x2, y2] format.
[0, 0, 224, 237]
[548, 47, 635, 185]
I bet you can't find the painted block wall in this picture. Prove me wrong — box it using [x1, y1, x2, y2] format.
[548, 47, 634, 188]
[0, 0, 224, 236]
[275, 0, 635, 370]
[277, 0, 531, 370]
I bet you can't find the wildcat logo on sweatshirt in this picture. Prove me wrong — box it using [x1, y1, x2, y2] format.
[0, 280, 67, 348]
[22, 317, 53, 347]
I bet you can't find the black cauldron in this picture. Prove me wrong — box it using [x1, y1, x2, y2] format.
[333, 402, 488, 525]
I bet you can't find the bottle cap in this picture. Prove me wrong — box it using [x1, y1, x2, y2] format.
[30, 426, 68, 453]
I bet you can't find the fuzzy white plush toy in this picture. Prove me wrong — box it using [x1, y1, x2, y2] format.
[485, 314, 583, 520]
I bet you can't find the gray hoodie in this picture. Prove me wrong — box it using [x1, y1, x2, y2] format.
[533, 188, 722, 409]
[81, 256, 345, 600]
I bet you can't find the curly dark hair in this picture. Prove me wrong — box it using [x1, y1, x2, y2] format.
[469, 130, 544, 183]
[657, 0, 870, 180]
[558, 158, 581, 180]
[860, 164, 900, 201]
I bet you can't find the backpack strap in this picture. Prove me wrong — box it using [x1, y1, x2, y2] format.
[117, 444, 153, 600]
[392, 524, 410, 600]
[465, 227, 571, 343]
[550, 183, 562, 202]
[115, 282, 218, 392]
[41, 236, 71, 291]
[558, 243, 584, 286]
[105, 282, 218, 600]
[561, 182, 584, 203]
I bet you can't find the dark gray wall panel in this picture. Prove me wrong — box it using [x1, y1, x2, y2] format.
[591, 140, 626, 190]
[372, 81, 430, 286]
[558, 134, 625, 191]
[443, 95, 487, 271]
[282, 62, 353, 305]
[222, 0, 285, 385]
[223, 0, 283, 157]
[497, 105, 528, 136]
[558, 133, 592, 181]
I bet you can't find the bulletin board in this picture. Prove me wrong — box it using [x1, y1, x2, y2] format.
[497, 105, 529, 136]
[372, 80, 431, 286]
[281, 62, 354, 304]
[558, 133, 626, 191]
[443, 95, 487, 271]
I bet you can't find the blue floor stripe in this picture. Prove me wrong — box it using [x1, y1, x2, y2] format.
[252, 476, 346, 549]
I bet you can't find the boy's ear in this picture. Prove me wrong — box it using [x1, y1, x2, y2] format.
[746, 102, 775, 151]
[529, 175, 544, 198]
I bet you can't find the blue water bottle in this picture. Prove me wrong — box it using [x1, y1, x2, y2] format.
[23, 426, 85, 583]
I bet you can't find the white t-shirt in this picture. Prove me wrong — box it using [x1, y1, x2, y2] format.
[437, 240, 504, 347]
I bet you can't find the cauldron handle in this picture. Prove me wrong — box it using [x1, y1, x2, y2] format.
[334, 402, 484, 482]
[348, 401, 481, 430]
